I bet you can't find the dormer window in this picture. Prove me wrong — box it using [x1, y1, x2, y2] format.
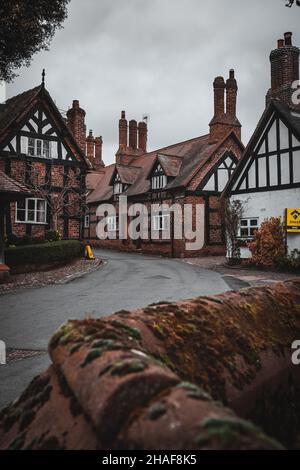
[114, 173, 124, 195]
[151, 164, 167, 190]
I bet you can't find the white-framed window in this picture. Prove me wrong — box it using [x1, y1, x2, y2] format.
[27, 137, 52, 158]
[239, 218, 259, 239]
[16, 198, 47, 224]
[113, 172, 125, 195]
[151, 164, 167, 190]
[152, 174, 167, 190]
[153, 214, 170, 232]
[84, 215, 90, 228]
[114, 182, 123, 195]
[107, 215, 117, 232]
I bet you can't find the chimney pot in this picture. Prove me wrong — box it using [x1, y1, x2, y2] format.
[278, 39, 284, 49]
[213, 76, 225, 118]
[94, 136, 104, 168]
[284, 32, 293, 47]
[129, 119, 138, 150]
[138, 121, 147, 152]
[119, 111, 128, 150]
[226, 70, 238, 116]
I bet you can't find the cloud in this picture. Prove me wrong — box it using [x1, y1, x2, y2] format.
[7, 0, 300, 164]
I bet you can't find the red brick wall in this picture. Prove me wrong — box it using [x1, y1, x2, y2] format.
[85, 193, 225, 258]
[5, 157, 84, 241]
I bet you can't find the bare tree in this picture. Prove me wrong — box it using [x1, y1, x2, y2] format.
[23, 163, 87, 234]
[220, 198, 247, 265]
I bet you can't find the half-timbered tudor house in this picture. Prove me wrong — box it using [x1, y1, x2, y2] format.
[85, 71, 244, 257]
[225, 32, 300, 257]
[0, 77, 103, 242]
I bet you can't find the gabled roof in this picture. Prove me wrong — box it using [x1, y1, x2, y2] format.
[112, 165, 141, 185]
[87, 164, 115, 203]
[87, 130, 244, 203]
[0, 170, 32, 197]
[0, 85, 91, 169]
[157, 154, 182, 177]
[0, 86, 41, 141]
[224, 100, 300, 195]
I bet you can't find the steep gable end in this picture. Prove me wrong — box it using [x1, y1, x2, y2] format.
[0, 87, 90, 167]
[229, 104, 300, 195]
[200, 152, 237, 193]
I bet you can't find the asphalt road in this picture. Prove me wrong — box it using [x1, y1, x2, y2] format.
[0, 248, 245, 409]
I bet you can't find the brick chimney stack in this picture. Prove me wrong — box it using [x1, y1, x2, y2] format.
[94, 136, 104, 168]
[266, 32, 300, 107]
[138, 121, 147, 152]
[209, 72, 241, 142]
[116, 111, 148, 164]
[119, 111, 128, 152]
[129, 120, 138, 150]
[86, 130, 94, 163]
[66, 100, 86, 154]
[226, 69, 238, 117]
[213, 76, 226, 118]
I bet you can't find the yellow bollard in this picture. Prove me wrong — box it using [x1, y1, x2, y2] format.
[85, 244, 95, 260]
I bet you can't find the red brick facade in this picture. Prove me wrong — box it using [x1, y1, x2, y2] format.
[85, 72, 244, 258]
[0, 85, 91, 241]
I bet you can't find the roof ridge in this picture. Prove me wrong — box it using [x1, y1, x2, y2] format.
[146, 133, 210, 155]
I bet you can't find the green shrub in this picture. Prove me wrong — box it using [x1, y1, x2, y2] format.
[45, 230, 61, 242]
[277, 250, 300, 273]
[5, 240, 84, 267]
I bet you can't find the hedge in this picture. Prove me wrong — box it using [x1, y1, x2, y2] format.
[5, 240, 85, 268]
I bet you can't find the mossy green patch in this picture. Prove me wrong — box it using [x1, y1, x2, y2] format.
[111, 320, 141, 340]
[110, 359, 147, 376]
[80, 348, 102, 368]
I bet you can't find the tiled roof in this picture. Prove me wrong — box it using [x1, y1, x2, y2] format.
[88, 132, 243, 203]
[157, 154, 182, 177]
[0, 170, 32, 196]
[87, 164, 115, 203]
[87, 133, 227, 202]
[0, 86, 41, 140]
[115, 165, 141, 185]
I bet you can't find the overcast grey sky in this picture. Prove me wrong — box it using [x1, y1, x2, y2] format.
[7, 0, 300, 164]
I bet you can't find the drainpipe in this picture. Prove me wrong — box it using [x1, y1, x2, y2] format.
[0, 205, 6, 264]
[171, 194, 175, 258]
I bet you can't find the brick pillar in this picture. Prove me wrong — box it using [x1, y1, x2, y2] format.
[129, 120, 137, 150]
[66, 100, 86, 154]
[138, 121, 147, 152]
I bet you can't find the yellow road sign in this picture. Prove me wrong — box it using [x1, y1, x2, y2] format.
[287, 208, 300, 232]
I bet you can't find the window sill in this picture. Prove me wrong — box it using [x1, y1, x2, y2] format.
[15, 221, 47, 225]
